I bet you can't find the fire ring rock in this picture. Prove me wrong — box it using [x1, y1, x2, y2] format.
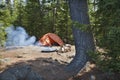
[0, 65, 44, 80]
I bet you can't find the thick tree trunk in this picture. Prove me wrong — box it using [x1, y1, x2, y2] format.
[65, 0, 95, 75]
[68, 0, 90, 24]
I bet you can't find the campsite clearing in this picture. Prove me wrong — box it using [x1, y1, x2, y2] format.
[0, 46, 119, 80]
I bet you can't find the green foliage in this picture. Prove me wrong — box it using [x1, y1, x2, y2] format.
[0, 26, 6, 46]
[0, 3, 16, 46]
[19, 0, 46, 38]
[0, 0, 73, 45]
[54, 0, 73, 43]
[90, 0, 120, 72]
[13, 0, 73, 43]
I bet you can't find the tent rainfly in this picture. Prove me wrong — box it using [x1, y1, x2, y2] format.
[39, 33, 64, 46]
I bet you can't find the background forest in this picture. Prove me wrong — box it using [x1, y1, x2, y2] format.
[0, 0, 120, 74]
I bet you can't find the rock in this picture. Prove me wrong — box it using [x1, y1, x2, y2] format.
[26, 70, 44, 80]
[0, 65, 44, 80]
[0, 71, 17, 80]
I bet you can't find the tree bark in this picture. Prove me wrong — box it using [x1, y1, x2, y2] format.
[65, 0, 95, 75]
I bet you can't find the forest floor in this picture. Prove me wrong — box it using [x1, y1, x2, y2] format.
[0, 45, 120, 80]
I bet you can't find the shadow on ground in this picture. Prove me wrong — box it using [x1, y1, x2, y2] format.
[2, 57, 73, 80]
[70, 62, 120, 80]
[1, 57, 120, 80]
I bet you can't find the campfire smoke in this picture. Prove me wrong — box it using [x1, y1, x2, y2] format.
[5, 26, 36, 47]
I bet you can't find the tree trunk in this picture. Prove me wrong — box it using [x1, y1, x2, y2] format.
[65, 0, 95, 75]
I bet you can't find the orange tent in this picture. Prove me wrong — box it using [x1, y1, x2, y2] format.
[39, 33, 64, 46]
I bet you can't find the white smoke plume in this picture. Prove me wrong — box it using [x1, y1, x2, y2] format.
[5, 26, 36, 47]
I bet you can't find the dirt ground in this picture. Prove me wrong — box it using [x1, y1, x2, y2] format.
[0, 45, 120, 80]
